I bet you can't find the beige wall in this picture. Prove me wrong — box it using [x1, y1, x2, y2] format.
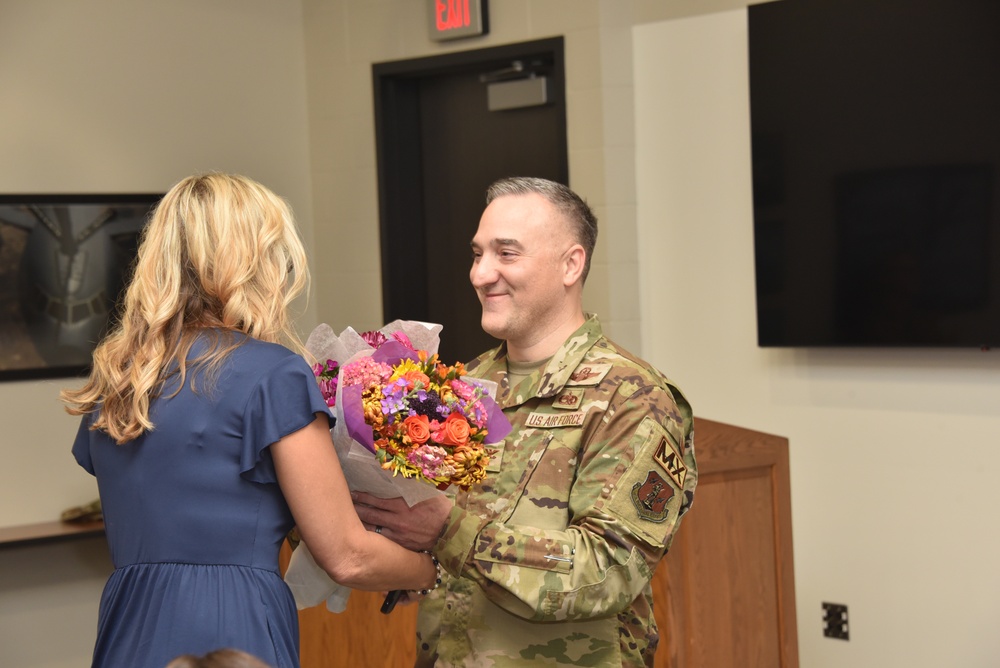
[0, 0, 315, 528]
[0, 1, 312, 666]
[635, 9, 1000, 668]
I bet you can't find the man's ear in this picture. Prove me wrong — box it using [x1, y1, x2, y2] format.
[563, 244, 586, 287]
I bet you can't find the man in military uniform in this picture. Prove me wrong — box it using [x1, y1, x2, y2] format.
[354, 177, 697, 667]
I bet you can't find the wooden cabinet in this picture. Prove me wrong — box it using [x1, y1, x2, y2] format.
[653, 418, 799, 668]
[0, 520, 104, 547]
[290, 417, 799, 667]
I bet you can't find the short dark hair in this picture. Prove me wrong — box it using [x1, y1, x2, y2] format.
[485, 177, 598, 283]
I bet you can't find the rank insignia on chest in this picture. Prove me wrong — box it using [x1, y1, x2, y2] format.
[567, 363, 612, 386]
[552, 388, 584, 410]
[654, 435, 687, 489]
[630, 470, 673, 523]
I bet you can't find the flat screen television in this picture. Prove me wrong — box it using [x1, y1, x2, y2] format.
[0, 194, 161, 381]
[748, 0, 1000, 347]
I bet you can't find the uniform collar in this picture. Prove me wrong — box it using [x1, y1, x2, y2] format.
[471, 314, 603, 406]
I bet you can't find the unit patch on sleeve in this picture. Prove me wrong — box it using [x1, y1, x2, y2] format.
[605, 416, 685, 546]
[630, 470, 674, 523]
[654, 435, 687, 489]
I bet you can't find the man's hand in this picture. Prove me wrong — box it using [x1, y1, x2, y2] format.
[352, 491, 453, 552]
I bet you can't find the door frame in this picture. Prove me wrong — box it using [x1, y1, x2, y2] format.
[372, 37, 567, 322]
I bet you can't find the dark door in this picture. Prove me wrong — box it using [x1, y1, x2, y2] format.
[373, 37, 567, 363]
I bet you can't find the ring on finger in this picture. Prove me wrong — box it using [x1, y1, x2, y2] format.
[375, 525, 383, 535]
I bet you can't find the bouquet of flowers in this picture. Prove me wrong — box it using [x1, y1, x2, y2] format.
[283, 320, 510, 612]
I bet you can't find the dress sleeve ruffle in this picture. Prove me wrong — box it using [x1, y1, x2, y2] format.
[72, 413, 96, 475]
[240, 353, 331, 483]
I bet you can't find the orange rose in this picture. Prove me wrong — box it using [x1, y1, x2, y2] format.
[403, 414, 431, 444]
[432, 412, 470, 447]
[400, 370, 430, 390]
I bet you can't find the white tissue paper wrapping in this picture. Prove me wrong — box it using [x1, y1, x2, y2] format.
[283, 320, 494, 612]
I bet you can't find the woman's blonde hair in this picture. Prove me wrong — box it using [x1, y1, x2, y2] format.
[61, 172, 310, 444]
[165, 648, 274, 668]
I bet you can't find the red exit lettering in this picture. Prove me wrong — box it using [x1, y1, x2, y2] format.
[436, 0, 470, 31]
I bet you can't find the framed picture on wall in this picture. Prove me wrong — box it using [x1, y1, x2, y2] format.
[0, 193, 161, 382]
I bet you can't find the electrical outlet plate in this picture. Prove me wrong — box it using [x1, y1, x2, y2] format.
[822, 602, 849, 640]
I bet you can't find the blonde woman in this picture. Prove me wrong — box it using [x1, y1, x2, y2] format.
[63, 174, 437, 668]
[166, 648, 274, 668]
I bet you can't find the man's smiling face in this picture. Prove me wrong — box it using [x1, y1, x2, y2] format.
[469, 192, 575, 352]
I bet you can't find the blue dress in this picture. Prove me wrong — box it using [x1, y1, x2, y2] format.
[72, 333, 330, 668]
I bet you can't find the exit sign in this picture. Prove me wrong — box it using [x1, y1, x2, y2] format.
[428, 0, 488, 42]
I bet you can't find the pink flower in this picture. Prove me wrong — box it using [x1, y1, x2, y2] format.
[360, 330, 388, 348]
[317, 377, 338, 406]
[341, 357, 392, 388]
[313, 360, 340, 407]
[406, 444, 451, 478]
[392, 331, 415, 350]
[450, 379, 477, 401]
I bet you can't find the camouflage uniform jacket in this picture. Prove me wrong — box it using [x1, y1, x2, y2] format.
[416, 315, 697, 667]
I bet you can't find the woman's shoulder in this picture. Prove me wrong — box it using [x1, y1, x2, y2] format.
[235, 335, 298, 359]
[226, 336, 309, 375]
[162, 333, 312, 407]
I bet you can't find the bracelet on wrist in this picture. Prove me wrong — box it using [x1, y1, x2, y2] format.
[412, 550, 442, 596]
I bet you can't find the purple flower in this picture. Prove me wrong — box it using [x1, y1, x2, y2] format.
[380, 378, 410, 420]
[409, 390, 443, 419]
